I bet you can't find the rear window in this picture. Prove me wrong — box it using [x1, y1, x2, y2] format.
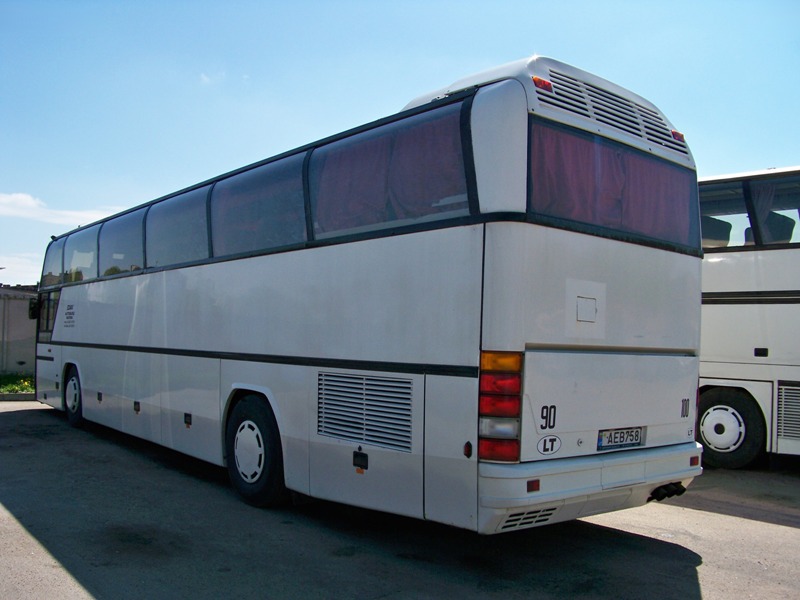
[529, 119, 700, 252]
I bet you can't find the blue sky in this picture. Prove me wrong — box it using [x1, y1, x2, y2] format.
[1, 0, 798, 285]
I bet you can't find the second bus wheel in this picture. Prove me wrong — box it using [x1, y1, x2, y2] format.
[697, 388, 766, 469]
[64, 367, 85, 428]
[225, 395, 289, 507]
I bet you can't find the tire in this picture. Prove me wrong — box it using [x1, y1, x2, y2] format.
[225, 395, 288, 507]
[64, 367, 85, 428]
[697, 388, 765, 469]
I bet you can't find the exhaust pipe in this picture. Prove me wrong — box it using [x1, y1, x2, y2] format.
[647, 482, 686, 502]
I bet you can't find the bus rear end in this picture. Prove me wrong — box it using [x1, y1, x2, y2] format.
[467, 57, 703, 533]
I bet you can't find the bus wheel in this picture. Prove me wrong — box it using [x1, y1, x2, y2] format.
[64, 367, 85, 428]
[698, 388, 765, 469]
[225, 395, 288, 507]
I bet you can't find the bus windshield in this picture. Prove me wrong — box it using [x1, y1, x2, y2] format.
[529, 118, 700, 252]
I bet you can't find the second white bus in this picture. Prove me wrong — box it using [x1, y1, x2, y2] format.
[699, 166, 800, 468]
[34, 55, 703, 534]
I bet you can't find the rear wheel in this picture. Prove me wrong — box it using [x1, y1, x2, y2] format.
[698, 388, 765, 469]
[225, 395, 288, 507]
[64, 367, 84, 428]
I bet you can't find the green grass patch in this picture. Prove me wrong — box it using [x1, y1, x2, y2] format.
[0, 373, 35, 394]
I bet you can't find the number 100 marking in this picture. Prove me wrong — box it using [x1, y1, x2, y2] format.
[680, 398, 690, 419]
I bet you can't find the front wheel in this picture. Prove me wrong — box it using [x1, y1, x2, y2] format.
[698, 388, 765, 469]
[225, 395, 288, 507]
[64, 367, 85, 428]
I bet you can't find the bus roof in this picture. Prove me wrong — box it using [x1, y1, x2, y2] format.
[404, 55, 693, 167]
[699, 165, 800, 184]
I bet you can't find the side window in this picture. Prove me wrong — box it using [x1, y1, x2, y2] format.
[99, 209, 145, 276]
[310, 127, 392, 234]
[699, 182, 750, 249]
[146, 187, 210, 268]
[748, 176, 800, 245]
[37, 291, 60, 343]
[310, 101, 468, 236]
[64, 224, 100, 283]
[211, 154, 306, 257]
[41, 238, 65, 288]
[387, 102, 468, 220]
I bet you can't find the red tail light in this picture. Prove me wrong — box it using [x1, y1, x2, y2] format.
[478, 351, 523, 463]
[480, 373, 521, 395]
[479, 439, 521, 462]
[479, 394, 521, 418]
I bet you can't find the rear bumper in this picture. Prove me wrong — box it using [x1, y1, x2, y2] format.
[477, 441, 703, 534]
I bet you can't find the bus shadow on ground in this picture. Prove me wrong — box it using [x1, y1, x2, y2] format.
[294, 500, 703, 599]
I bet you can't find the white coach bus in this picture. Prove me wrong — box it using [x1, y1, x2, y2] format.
[34, 55, 702, 534]
[698, 166, 800, 468]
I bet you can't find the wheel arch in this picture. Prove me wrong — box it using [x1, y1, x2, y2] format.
[221, 386, 283, 466]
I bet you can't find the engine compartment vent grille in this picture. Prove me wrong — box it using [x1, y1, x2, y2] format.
[777, 382, 800, 440]
[318, 372, 413, 452]
[500, 507, 559, 531]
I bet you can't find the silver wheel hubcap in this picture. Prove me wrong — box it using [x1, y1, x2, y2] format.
[700, 405, 745, 453]
[234, 419, 265, 483]
[66, 377, 80, 414]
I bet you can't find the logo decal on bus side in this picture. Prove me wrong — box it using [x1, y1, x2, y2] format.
[537, 435, 561, 455]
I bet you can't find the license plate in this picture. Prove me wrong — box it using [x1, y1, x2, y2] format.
[597, 426, 645, 451]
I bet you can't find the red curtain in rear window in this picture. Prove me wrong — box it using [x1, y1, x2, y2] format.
[530, 120, 698, 249]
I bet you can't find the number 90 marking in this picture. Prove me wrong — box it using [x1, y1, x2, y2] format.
[541, 405, 557, 430]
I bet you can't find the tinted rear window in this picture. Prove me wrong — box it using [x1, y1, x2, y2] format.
[529, 119, 699, 252]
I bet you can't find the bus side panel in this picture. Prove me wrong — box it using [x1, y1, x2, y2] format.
[304, 227, 482, 515]
[703, 250, 800, 366]
[77, 347, 126, 432]
[701, 248, 800, 455]
[423, 374, 479, 530]
[161, 355, 221, 465]
[309, 369, 426, 519]
[35, 343, 61, 409]
[700, 304, 766, 364]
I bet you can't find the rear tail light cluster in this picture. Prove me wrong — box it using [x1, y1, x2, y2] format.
[479, 351, 523, 462]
